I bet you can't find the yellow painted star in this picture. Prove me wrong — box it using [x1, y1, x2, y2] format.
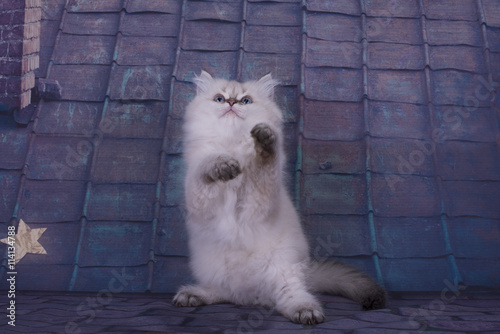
[1, 219, 47, 265]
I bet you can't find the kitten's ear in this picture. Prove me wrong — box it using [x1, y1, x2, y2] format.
[257, 73, 279, 98]
[193, 70, 213, 94]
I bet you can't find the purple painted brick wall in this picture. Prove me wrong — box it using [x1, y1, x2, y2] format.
[0, 0, 41, 110]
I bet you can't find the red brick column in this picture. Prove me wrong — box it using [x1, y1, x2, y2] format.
[0, 0, 41, 112]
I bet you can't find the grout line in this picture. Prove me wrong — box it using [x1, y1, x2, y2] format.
[32, 0, 70, 135]
[146, 1, 186, 291]
[295, 0, 308, 211]
[417, 0, 463, 286]
[476, 0, 500, 150]
[360, 0, 384, 287]
[45, 0, 69, 78]
[236, 0, 247, 81]
[68, 2, 127, 291]
[151, 0, 189, 292]
[100, 8, 125, 125]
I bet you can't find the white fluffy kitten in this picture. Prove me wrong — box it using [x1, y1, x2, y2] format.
[173, 71, 386, 324]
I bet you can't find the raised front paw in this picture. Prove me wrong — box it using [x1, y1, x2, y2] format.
[204, 156, 241, 183]
[251, 123, 276, 158]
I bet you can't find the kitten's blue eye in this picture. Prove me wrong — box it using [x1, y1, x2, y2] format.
[214, 94, 225, 103]
[240, 96, 252, 105]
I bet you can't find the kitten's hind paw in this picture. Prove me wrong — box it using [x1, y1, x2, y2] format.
[204, 156, 241, 183]
[292, 308, 325, 325]
[173, 290, 205, 307]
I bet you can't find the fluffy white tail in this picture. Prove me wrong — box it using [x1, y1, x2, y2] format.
[308, 259, 386, 310]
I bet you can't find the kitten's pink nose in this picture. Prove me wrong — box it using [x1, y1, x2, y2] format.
[227, 98, 236, 106]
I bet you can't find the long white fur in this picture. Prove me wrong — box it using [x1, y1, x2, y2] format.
[174, 71, 384, 324]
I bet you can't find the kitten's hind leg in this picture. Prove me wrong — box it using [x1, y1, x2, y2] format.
[275, 285, 325, 325]
[173, 285, 225, 307]
[273, 264, 325, 325]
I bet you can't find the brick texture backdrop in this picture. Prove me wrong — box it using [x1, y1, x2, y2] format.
[0, 0, 41, 111]
[0, 0, 499, 293]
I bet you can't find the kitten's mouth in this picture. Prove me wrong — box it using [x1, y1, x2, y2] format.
[221, 108, 243, 119]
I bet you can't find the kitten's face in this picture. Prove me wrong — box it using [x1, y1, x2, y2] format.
[187, 71, 281, 126]
[204, 80, 255, 120]
[209, 82, 254, 119]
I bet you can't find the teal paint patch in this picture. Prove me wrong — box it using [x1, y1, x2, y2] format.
[87, 184, 156, 222]
[80, 221, 151, 267]
[456, 258, 500, 288]
[301, 140, 365, 174]
[27, 136, 92, 181]
[121, 68, 136, 98]
[156, 206, 189, 257]
[72, 266, 149, 293]
[162, 155, 186, 207]
[294, 138, 303, 211]
[0, 171, 20, 222]
[36, 101, 101, 136]
[448, 218, 500, 258]
[104, 101, 168, 138]
[151, 256, 191, 293]
[380, 258, 453, 291]
[302, 174, 367, 215]
[14, 265, 74, 291]
[375, 217, 447, 258]
[0, 117, 31, 170]
[114, 65, 171, 101]
[306, 215, 372, 258]
[19, 180, 86, 223]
